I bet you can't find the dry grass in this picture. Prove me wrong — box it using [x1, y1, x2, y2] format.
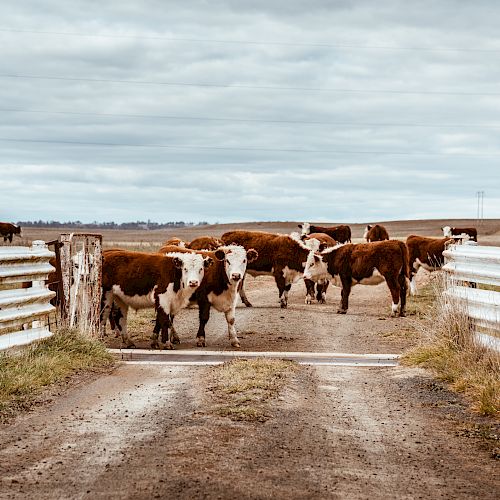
[403, 280, 500, 418]
[208, 358, 299, 422]
[0, 328, 113, 419]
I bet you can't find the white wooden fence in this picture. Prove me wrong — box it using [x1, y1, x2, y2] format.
[0, 241, 56, 350]
[442, 243, 500, 351]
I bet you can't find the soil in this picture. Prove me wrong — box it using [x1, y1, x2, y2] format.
[1, 269, 499, 499]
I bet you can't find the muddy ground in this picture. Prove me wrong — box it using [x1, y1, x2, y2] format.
[1, 271, 499, 499]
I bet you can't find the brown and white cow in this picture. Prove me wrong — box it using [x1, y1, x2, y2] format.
[406, 235, 453, 295]
[441, 226, 477, 242]
[163, 237, 188, 248]
[187, 236, 224, 251]
[363, 224, 389, 242]
[0, 222, 21, 243]
[302, 233, 337, 304]
[159, 244, 258, 347]
[299, 222, 351, 243]
[221, 230, 312, 308]
[304, 240, 409, 317]
[101, 250, 212, 349]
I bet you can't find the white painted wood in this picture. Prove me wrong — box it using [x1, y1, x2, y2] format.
[0, 241, 56, 350]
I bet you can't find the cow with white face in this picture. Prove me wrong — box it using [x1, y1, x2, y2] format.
[101, 250, 212, 349]
[304, 240, 409, 317]
[158, 244, 258, 347]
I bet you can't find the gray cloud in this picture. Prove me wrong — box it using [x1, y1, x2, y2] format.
[1, 1, 500, 223]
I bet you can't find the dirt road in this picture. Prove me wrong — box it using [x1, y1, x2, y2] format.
[1, 276, 499, 499]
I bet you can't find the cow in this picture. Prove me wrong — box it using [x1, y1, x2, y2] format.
[187, 236, 224, 251]
[303, 240, 409, 317]
[221, 230, 312, 308]
[159, 244, 258, 347]
[406, 235, 453, 295]
[163, 237, 188, 248]
[101, 250, 213, 349]
[298, 222, 351, 243]
[0, 222, 21, 243]
[441, 226, 477, 242]
[364, 224, 389, 242]
[302, 233, 337, 304]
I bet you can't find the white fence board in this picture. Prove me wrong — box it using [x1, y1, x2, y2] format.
[443, 243, 500, 352]
[0, 241, 56, 350]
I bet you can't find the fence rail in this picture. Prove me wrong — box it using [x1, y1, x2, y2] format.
[0, 241, 56, 350]
[443, 243, 500, 351]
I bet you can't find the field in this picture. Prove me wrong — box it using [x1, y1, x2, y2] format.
[9, 218, 500, 250]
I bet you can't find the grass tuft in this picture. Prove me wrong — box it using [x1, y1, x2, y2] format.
[0, 328, 113, 418]
[403, 277, 500, 418]
[208, 358, 298, 422]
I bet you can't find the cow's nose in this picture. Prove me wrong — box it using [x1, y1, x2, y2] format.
[231, 273, 241, 281]
[189, 280, 199, 288]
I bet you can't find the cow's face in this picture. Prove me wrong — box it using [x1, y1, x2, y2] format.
[173, 253, 213, 289]
[13, 225, 21, 236]
[299, 222, 311, 238]
[216, 245, 258, 284]
[303, 251, 329, 282]
[442, 226, 452, 237]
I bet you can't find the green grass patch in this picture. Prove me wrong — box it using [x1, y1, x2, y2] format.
[0, 328, 114, 419]
[208, 358, 299, 422]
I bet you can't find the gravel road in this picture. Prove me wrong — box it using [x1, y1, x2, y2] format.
[1, 274, 498, 499]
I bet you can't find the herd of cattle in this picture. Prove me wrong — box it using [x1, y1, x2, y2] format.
[0, 220, 479, 350]
[101, 222, 478, 349]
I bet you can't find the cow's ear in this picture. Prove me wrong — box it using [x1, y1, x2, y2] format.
[214, 249, 226, 261]
[173, 257, 183, 269]
[298, 224, 302, 228]
[247, 248, 258, 263]
[204, 257, 214, 268]
[440, 227, 443, 231]
[319, 243, 327, 252]
[367, 225, 372, 230]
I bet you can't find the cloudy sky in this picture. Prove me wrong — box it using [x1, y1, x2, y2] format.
[1, 1, 499, 223]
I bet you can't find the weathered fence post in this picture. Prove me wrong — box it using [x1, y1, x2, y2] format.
[59, 233, 102, 337]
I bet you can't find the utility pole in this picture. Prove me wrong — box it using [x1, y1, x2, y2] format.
[476, 191, 484, 226]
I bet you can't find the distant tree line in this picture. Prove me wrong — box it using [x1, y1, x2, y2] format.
[16, 220, 210, 230]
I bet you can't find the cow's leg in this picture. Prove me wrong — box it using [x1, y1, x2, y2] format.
[274, 270, 288, 308]
[196, 299, 211, 347]
[409, 259, 419, 296]
[385, 276, 401, 317]
[113, 299, 134, 348]
[157, 308, 173, 350]
[239, 275, 253, 307]
[398, 270, 407, 317]
[8, 234, 13, 243]
[304, 279, 315, 304]
[110, 303, 123, 338]
[225, 307, 240, 348]
[151, 311, 161, 349]
[100, 289, 113, 337]
[338, 275, 351, 314]
[320, 280, 330, 303]
[170, 314, 180, 344]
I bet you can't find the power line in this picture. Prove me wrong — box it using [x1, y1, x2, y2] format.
[1, 137, 499, 156]
[2, 73, 500, 96]
[2, 107, 500, 129]
[0, 28, 499, 53]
